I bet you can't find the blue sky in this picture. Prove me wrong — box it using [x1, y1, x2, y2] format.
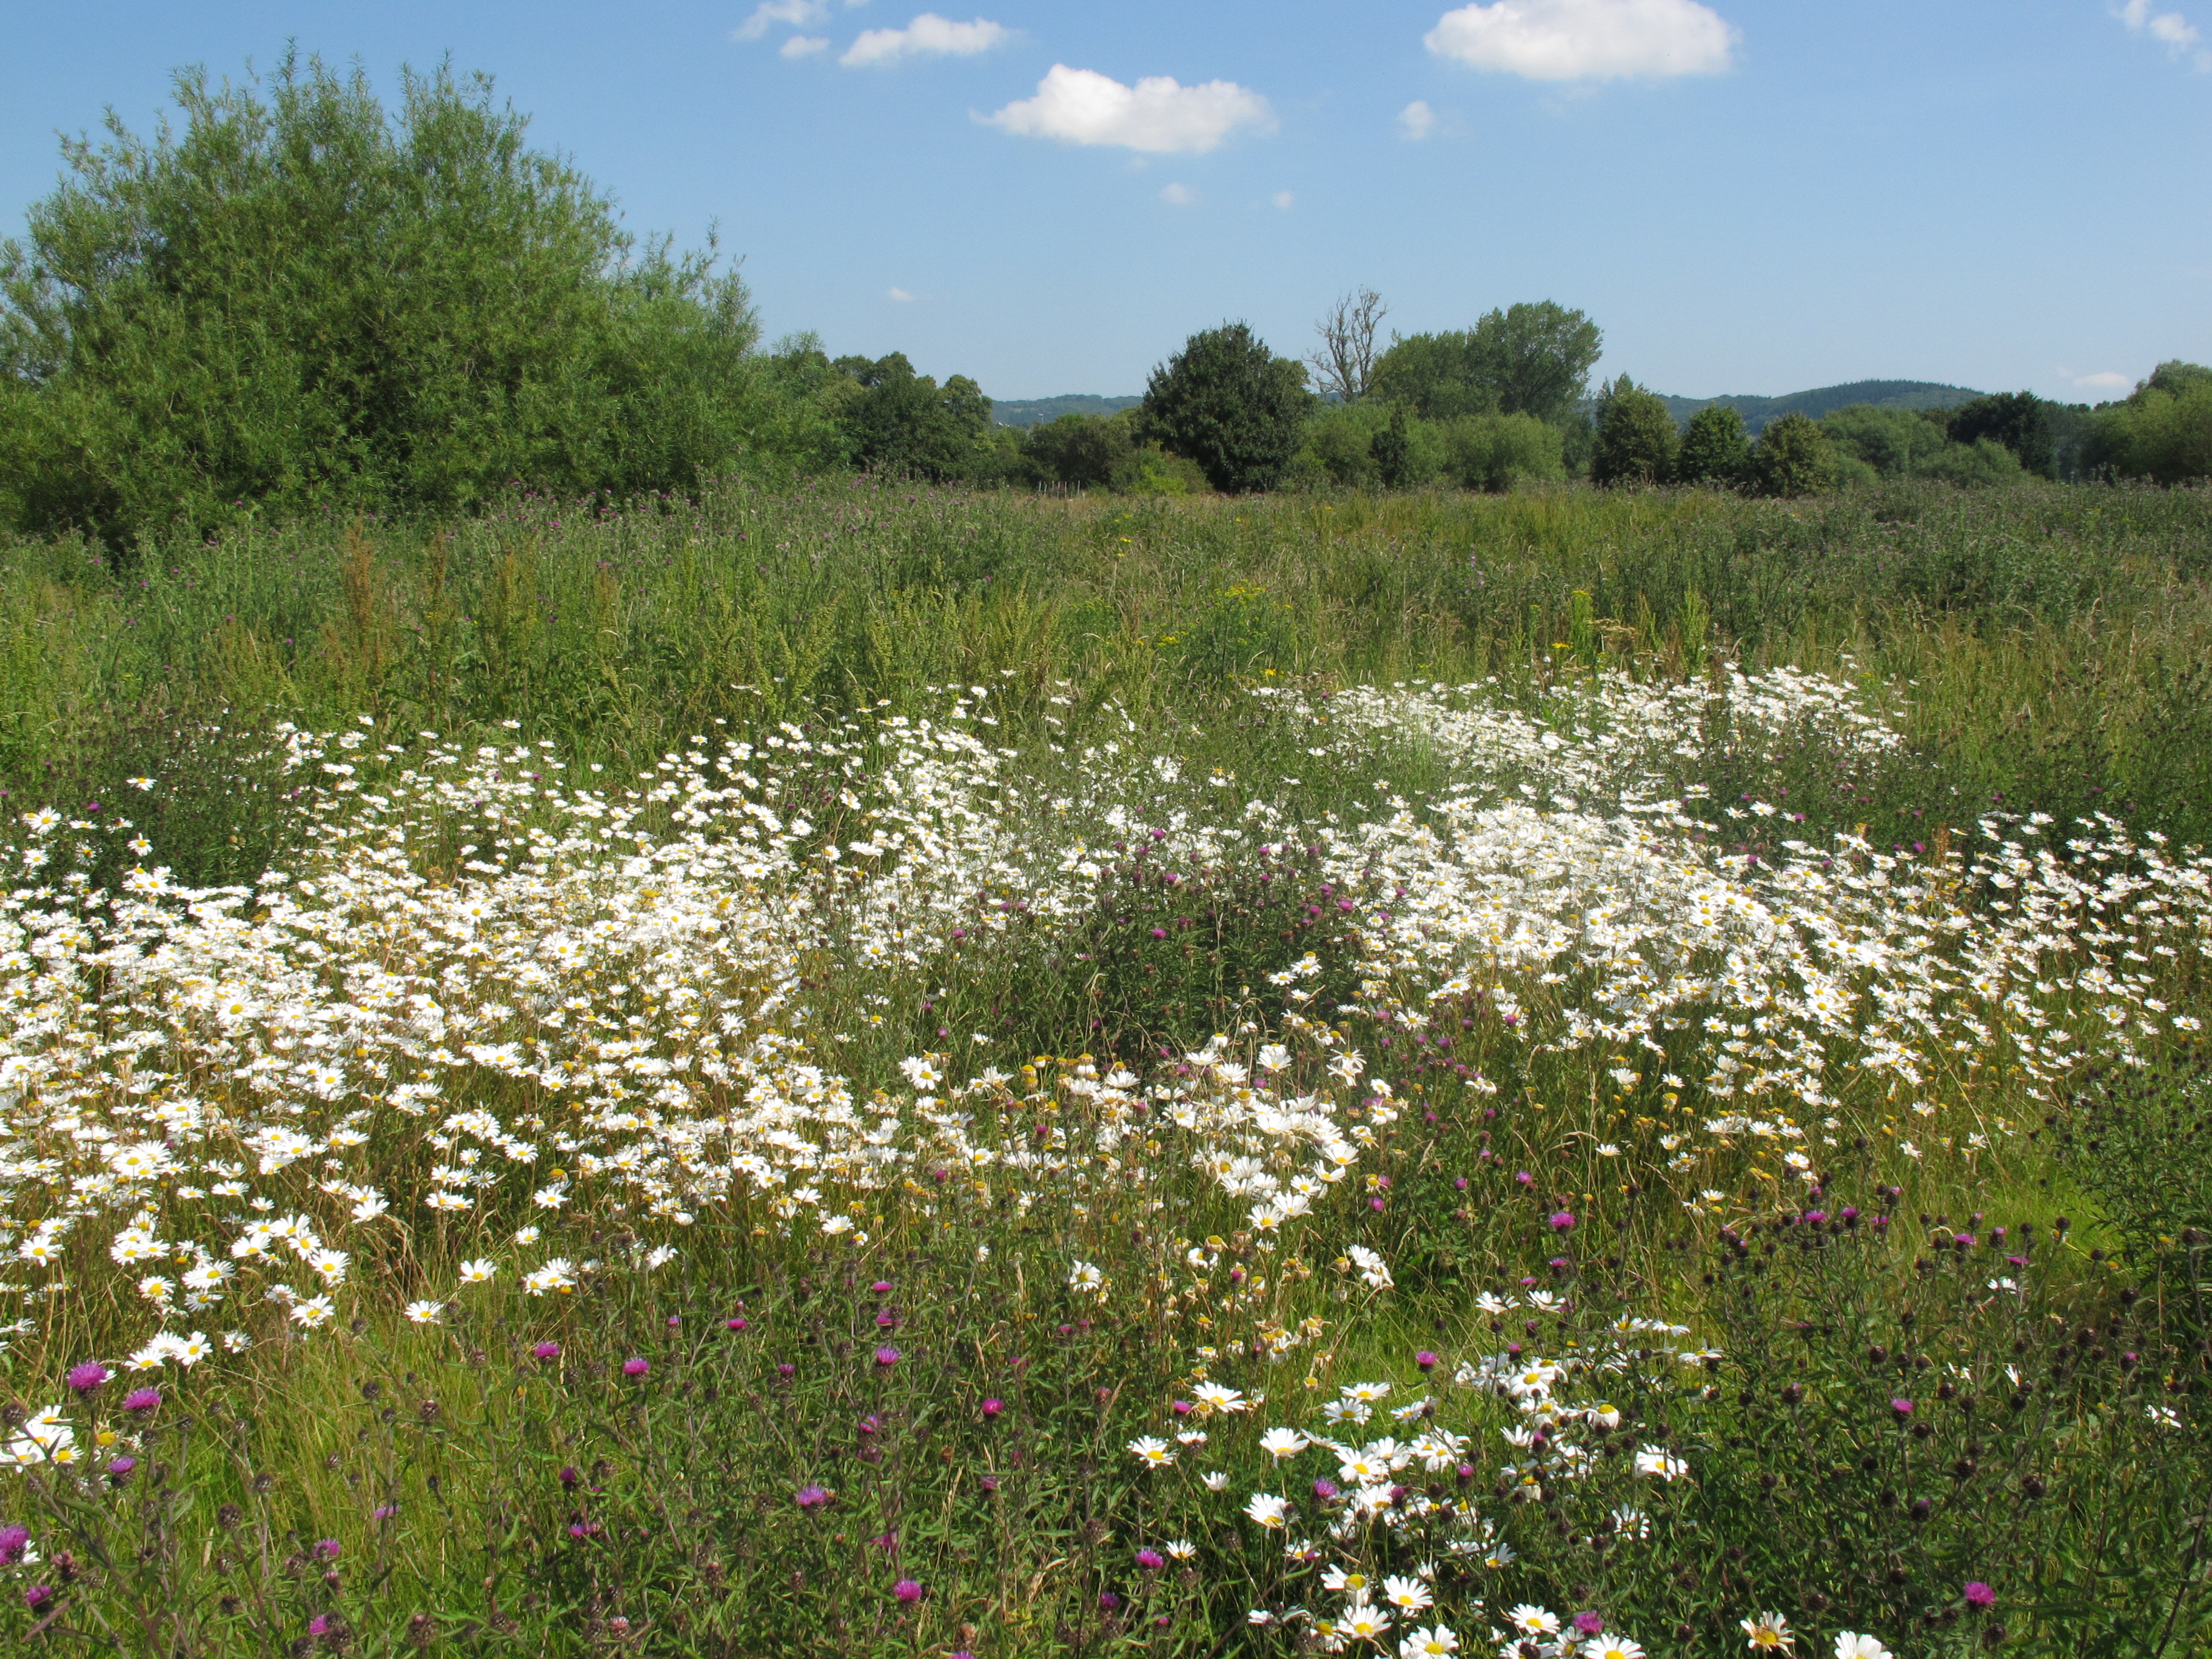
[4, 1, 2208, 400]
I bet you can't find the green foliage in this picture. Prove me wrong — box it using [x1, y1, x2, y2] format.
[1142, 322, 1312, 494]
[1822, 404, 2028, 488]
[1369, 301, 1603, 427]
[1677, 403, 1752, 487]
[2054, 1054, 2212, 1318]
[1022, 411, 1140, 489]
[1590, 375, 1678, 487]
[1439, 412, 1567, 492]
[1750, 411, 1842, 497]
[1820, 404, 1951, 479]
[1290, 402, 1440, 489]
[0, 54, 773, 546]
[1947, 391, 2057, 478]
[829, 352, 995, 481]
[2084, 363, 2212, 484]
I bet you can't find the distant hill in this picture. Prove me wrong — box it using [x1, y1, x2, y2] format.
[1660, 380, 1983, 435]
[990, 394, 1142, 429]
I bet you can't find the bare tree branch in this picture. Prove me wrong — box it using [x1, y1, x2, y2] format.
[1308, 287, 1387, 405]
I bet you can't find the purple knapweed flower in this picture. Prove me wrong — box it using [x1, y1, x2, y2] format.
[1965, 1581, 1996, 1608]
[65, 1362, 109, 1396]
[1136, 1547, 1165, 1570]
[893, 1577, 924, 1603]
[622, 1357, 650, 1378]
[870, 1281, 894, 1295]
[0, 1526, 28, 1565]
[314, 1539, 341, 1560]
[558, 1466, 581, 1490]
[1515, 1171, 1533, 1186]
[1099, 1591, 1122, 1610]
[121, 1387, 161, 1414]
[533, 1341, 561, 1361]
[776, 1362, 796, 1377]
[1891, 1398, 1915, 1418]
[725, 1317, 748, 1331]
[1313, 1478, 1339, 1500]
[1415, 1350, 1438, 1371]
[1549, 1211, 1576, 1231]
[796, 1484, 832, 1509]
[981, 1398, 1005, 1417]
[106, 1456, 136, 1485]
[1574, 1612, 1605, 1635]
[308, 1615, 333, 1637]
[25, 1584, 55, 1611]
[874, 1346, 900, 1367]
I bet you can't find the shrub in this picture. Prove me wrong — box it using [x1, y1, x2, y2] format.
[1024, 411, 1139, 489]
[1439, 411, 1566, 492]
[1142, 322, 1313, 494]
[1749, 411, 1842, 497]
[830, 353, 996, 481]
[1590, 376, 1678, 487]
[1676, 404, 1752, 487]
[1948, 390, 2057, 478]
[2084, 363, 2212, 484]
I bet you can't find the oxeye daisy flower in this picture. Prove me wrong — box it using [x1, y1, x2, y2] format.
[1381, 1575, 1430, 1614]
[1833, 1637, 1892, 1659]
[1399, 1626, 1459, 1658]
[1740, 1612, 1794, 1651]
[1259, 1427, 1309, 1460]
[1584, 1640, 1646, 1659]
[1127, 1436, 1176, 1469]
[1339, 1603, 1391, 1642]
[1507, 1606, 1561, 1638]
[1243, 1492, 1292, 1528]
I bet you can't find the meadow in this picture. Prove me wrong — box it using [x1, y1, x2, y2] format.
[0, 477, 2210, 1658]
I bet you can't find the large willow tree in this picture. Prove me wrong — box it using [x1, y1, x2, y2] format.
[0, 53, 774, 545]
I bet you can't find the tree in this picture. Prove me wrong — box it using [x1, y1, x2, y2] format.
[1367, 330, 1494, 420]
[1478, 301, 1604, 426]
[831, 353, 993, 481]
[0, 53, 771, 543]
[1818, 404, 1949, 479]
[2081, 361, 2212, 484]
[1676, 404, 1751, 486]
[1749, 411, 1841, 497]
[1946, 392, 2056, 479]
[1142, 322, 1312, 494]
[1590, 375, 1677, 486]
[1309, 288, 1387, 405]
[1369, 406, 1414, 488]
[1367, 301, 1602, 427]
[1024, 411, 1138, 488]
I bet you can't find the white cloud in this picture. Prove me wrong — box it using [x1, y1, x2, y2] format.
[983, 64, 1276, 153]
[1426, 0, 1738, 82]
[842, 14, 1011, 67]
[1160, 183, 1198, 206]
[782, 35, 831, 56]
[888, 287, 917, 301]
[735, 0, 828, 41]
[1398, 99, 1437, 139]
[1273, 189, 1295, 210]
[2116, 0, 2212, 68]
[2067, 369, 2133, 394]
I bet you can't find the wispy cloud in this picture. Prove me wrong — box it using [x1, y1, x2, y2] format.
[842, 14, 1011, 67]
[1426, 0, 1737, 82]
[1398, 99, 1438, 139]
[1159, 183, 1198, 206]
[782, 35, 830, 57]
[1273, 189, 1295, 210]
[984, 65, 1276, 153]
[888, 286, 917, 301]
[2115, 0, 2212, 69]
[733, 0, 866, 44]
[2064, 367, 2134, 394]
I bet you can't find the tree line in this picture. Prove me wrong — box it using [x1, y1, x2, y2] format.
[1, 56, 2204, 548]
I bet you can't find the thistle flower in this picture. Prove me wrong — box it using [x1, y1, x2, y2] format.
[65, 1363, 109, 1396]
[893, 1578, 923, 1603]
[796, 1484, 832, 1509]
[874, 1346, 901, 1367]
[981, 1398, 1005, 1417]
[532, 1342, 561, 1361]
[1963, 1583, 1995, 1608]
[622, 1357, 649, 1378]
[121, 1388, 161, 1415]
[0, 1526, 29, 1564]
